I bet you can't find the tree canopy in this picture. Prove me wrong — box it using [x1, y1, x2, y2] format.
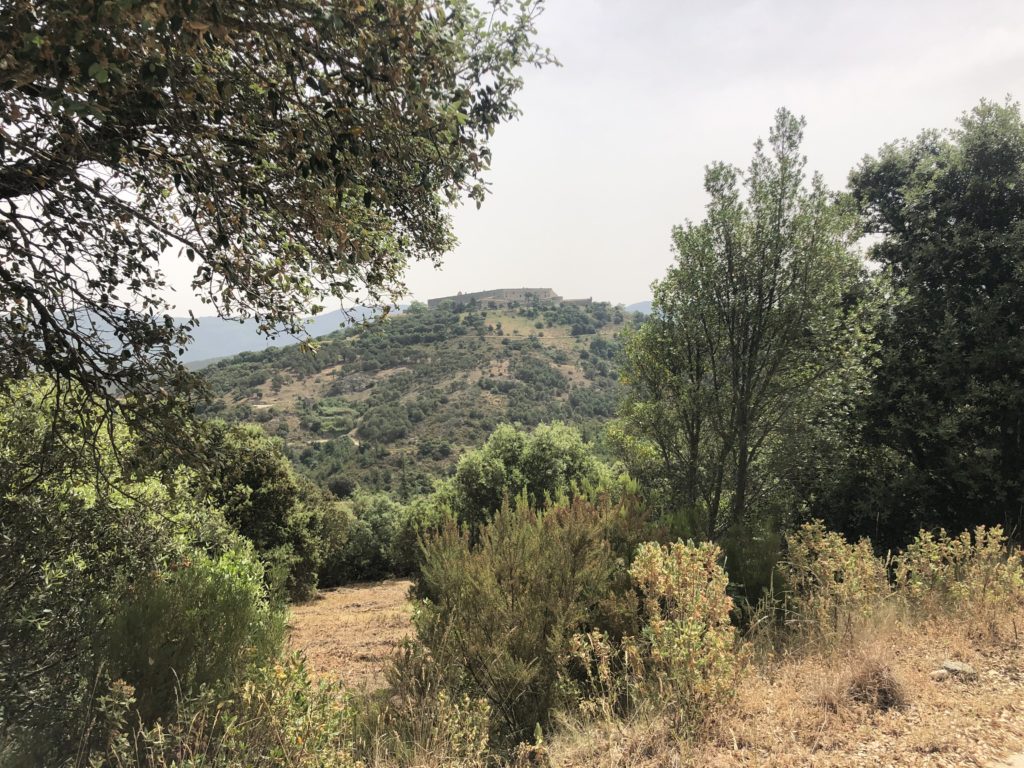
[614, 109, 877, 541]
[834, 99, 1024, 544]
[0, 0, 551, 423]
[442, 421, 605, 528]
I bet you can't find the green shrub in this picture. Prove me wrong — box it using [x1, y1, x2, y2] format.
[389, 494, 449, 578]
[0, 384, 287, 765]
[0, 407, 167, 762]
[413, 496, 634, 741]
[319, 492, 403, 585]
[101, 546, 285, 724]
[198, 421, 329, 601]
[783, 521, 890, 644]
[629, 540, 740, 734]
[443, 422, 605, 529]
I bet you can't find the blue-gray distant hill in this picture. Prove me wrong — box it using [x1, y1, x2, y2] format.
[181, 306, 383, 366]
[625, 300, 652, 315]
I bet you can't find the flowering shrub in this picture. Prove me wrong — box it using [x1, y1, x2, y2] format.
[629, 540, 740, 734]
[783, 521, 890, 643]
[896, 525, 1024, 623]
[90, 657, 361, 768]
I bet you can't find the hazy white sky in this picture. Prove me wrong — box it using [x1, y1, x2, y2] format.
[169, 0, 1024, 313]
[404, 0, 1024, 305]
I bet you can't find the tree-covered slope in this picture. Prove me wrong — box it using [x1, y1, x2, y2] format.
[199, 300, 636, 495]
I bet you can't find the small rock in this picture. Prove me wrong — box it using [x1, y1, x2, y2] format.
[941, 660, 978, 681]
[930, 669, 950, 682]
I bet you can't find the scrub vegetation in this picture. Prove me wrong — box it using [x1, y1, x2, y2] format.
[3, 2, 1024, 763]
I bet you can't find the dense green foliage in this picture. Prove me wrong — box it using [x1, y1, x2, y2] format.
[439, 421, 607, 528]
[613, 109, 878, 545]
[0, 0, 551, 426]
[312, 422, 614, 584]
[0, 384, 282, 764]
[821, 100, 1024, 547]
[197, 421, 333, 600]
[201, 300, 633, 494]
[413, 495, 648, 740]
[320, 492, 408, 585]
[99, 547, 284, 725]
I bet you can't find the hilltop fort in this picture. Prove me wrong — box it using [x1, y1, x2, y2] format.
[426, 287, 591, 309]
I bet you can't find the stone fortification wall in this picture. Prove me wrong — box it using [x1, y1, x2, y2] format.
[427, 287, 561, 309]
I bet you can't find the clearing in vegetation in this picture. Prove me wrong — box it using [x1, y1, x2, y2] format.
[288, 575, 1024, 767]
[287, 579, 414, 690]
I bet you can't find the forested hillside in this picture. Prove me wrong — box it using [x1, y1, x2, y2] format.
[200, 299, 636, 495]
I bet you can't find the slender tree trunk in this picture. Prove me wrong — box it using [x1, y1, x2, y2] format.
[733, 388, 753, 524]
[734, 431, 750, 525]
[685, 424, 700, 508]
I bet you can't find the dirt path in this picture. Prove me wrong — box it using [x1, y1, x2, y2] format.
[287, 578, 414, 690]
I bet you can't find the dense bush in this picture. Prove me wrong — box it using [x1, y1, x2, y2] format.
[319, 492, 402, 585]
[198, 421, 331, 600]
[441, 422, 607, 529]
[413, 496, 642, 740]
[896, 525, 1024, 626]
[0, 384, 284, 765]
[782, 521, 891, 644]
[101, 547, 285, 724]
[629, 540, 740, 734]
[562, 540, 741, 736]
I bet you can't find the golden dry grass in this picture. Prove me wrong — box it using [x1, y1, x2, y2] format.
[287, 579, 1024, 767]
[287, 578, 414, 690]
[551, 615, 1024, 768]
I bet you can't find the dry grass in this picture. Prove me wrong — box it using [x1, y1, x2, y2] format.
[285, 577, 1024, 768]
[287, 579, 414, 690]
[551, 613, 1024, 768]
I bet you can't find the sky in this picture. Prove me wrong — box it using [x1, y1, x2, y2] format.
[169, 0, 1024, 314]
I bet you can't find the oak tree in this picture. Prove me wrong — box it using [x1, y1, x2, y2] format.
[840, 100, 1024, 543]
[614, 110, 876, 540]
[0, 0, 551, 427]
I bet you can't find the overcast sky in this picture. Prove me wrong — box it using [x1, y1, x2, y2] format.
[169, 0, 1024, 314]
[403, 0, 1024, 306]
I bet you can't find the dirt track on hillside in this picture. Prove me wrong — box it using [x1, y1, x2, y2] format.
[287, 579, 414, 690]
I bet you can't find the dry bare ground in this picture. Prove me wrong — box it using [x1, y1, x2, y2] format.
[287, 578, 414, 690]
[554, 616, 1024, 768]
[288, 579, 1024, 767]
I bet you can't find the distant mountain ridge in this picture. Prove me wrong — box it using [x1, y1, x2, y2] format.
[180, 306, 383, 364]
[180, 297, 652, 364]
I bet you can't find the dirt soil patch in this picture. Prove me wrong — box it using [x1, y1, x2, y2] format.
[287, 578, 414, 690]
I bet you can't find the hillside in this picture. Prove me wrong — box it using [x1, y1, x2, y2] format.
[178, 305, 381, 364]
[199, 299, 637, 495]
